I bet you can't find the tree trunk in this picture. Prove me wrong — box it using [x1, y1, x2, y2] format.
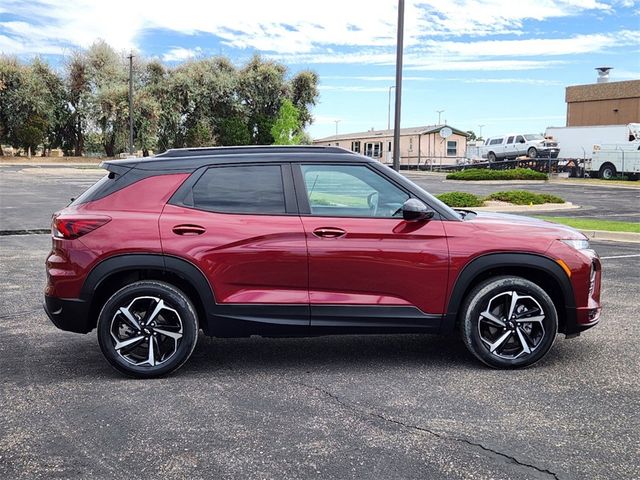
[0, 144, 4, 156]
[74, 119, 84, 156]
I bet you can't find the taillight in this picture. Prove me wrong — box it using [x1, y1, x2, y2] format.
[52, 215, 111, 239]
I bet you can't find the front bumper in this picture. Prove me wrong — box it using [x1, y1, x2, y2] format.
[44, 295, 92, 334]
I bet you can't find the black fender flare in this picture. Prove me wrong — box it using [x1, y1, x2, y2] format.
[442, 252, 575, 333]
[80, 253, 216, 309]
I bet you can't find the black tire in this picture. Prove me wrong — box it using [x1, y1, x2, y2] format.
[527, 147, 538, 159]
[487, 151, 496, 162]
[460, 276, 557, 369]
[598, 163, 616, 180]
[97, 280, 199, 378]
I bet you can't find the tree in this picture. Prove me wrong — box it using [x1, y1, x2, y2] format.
[218, 116, 251, 146]
[466, 130, 477, 141]
[271, 99, 303, 145]
[2, 45, 320, 157]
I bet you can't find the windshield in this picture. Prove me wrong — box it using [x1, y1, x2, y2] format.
[524, 134, 544, 141]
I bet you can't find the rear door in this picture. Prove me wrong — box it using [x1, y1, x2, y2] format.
[159, 163, 309, 322]
[294, 162, 449, 329]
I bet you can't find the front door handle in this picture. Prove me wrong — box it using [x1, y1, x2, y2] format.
[313, 227, 346, 238]
[172, 224, 206, 236]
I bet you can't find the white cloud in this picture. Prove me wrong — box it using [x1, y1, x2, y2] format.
[0, 0, 637, 73]
[162, 46, 202, 62]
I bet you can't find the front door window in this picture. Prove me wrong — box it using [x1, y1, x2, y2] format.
[300, 164, 409, 218]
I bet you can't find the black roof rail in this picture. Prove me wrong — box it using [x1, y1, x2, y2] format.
[155, 145, 355, 158]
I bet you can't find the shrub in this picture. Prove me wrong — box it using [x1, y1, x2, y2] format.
[446, 168, 548, 181]
[436, 192, 485, 208]
[486, 190, 564, 205]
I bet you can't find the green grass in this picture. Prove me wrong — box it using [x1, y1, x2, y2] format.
[436, 192, 485, 208]
[486, 190, 564, 205]
[535, 216, 640, 233]
[309, 191, 367, 207]
[446, 168, 548, 181]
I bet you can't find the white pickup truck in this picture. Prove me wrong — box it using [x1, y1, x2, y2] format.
[590, 123, 640, 180]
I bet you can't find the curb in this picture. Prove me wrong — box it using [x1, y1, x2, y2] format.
[579, 230, 640, 243]
[473, 202, 579, 213]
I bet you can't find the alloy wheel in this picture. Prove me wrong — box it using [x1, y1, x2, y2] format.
[477, 290, 546, 360]
[109, 296, 184, 367]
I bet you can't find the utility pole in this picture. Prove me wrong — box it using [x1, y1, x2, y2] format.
[334, 119, 340, 136]
[436, 110, 444, 125]
[387, 85, 395, 130]
[392, 0, 404, 171]
[128, 53, 134, 155]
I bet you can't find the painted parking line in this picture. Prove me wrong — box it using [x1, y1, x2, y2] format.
[600, 254, 640, 260]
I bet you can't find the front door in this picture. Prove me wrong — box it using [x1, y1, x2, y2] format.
[295, 163, 449, 329]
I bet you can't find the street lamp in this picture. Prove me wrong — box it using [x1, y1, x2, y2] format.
[392, 0, 405, 171]
[436, 110, 444, 125]
[387, 86, 396, 131]
[478, 124, 485, 140]
[128, 53, 134, 155]
[334, 119, 341, 136]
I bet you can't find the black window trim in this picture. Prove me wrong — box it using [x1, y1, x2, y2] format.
[168, 162, 298, 216]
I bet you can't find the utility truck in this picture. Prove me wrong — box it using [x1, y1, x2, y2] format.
[545, 124, 639, 179]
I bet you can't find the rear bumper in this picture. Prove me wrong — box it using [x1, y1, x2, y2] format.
[44, 295, 92, 334]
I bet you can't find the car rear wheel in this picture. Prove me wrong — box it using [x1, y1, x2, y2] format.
[97, 281, 198, 378]
[598, 163, 616, 180]
[460, 276, 557, 369]
[527, 147, 538, 158]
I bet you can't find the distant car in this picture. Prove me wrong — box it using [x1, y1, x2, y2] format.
[45, 145, 601, 377]
[481, 134, 559, 162]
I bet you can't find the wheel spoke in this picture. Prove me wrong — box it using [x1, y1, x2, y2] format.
[507, 291, 519, 319]
[118, 307, 141, 331]
[143, 299, 166, 326]
[114, 335, 145, 351]
[153, 327, 182, 340]
[488, 331, 512, 353]
[147, 336, 156, 366]
[515, 315, 545, 324]
[515, 327, 532, 355]
[480, 310, 506, 327]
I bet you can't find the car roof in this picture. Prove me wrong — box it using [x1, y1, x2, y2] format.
[102, 145, 369, 172]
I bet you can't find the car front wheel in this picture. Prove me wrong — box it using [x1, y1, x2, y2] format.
[460, 276, 557, 368]
[97, 280, 199, 378]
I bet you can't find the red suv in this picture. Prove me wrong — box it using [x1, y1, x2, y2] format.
[44, 146, 601, 377]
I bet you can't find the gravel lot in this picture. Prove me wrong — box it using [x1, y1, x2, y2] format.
[0, 165, 639, 479]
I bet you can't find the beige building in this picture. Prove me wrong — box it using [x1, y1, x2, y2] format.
[313, 124, 469, 167]
[566, 79, 640, 126]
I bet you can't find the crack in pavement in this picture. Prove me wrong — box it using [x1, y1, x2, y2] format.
[290, 379, 561, 480]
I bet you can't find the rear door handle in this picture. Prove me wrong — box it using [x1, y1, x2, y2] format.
[172, 224, 206, 236]
[313, 227, 346, 238]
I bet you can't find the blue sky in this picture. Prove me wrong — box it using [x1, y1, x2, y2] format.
[1, 0, 639, 139]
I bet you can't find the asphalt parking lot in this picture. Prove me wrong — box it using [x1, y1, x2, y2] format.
[1, 165, 639, 479]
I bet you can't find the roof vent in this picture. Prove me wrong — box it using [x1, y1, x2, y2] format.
[595, 67, 612, 84]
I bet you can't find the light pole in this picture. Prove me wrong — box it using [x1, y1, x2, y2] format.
[128, 53, 134, 155]
[478, 124, 485, 140]
[334, 120, 341, 136]
[387, 85, 396, 130]
[436, 110, 444, 125]
[392, 0, 405, 171]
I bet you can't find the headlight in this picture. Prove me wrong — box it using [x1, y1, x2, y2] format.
[560, 239, 590, 250]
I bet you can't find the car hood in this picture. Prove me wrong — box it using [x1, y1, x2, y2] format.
[460, 210, 586, 240]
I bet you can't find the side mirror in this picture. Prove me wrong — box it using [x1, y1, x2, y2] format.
[402, 198, 434, 222]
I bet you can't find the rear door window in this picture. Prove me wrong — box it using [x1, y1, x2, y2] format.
[191, 165, 286, 214]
